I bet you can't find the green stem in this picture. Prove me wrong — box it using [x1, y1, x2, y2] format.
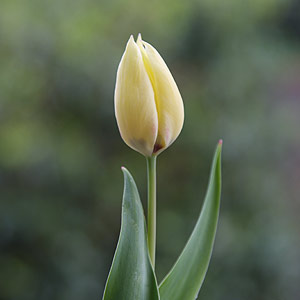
[146, 155, 157, 268]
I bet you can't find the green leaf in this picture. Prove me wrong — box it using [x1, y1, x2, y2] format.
[102, 167, 160, 300]
[159, 141, 222, 300]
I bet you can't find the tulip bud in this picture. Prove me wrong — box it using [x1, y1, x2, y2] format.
[114, 34, 184, 157]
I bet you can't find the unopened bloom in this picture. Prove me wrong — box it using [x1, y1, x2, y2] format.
[114, 34, 184, 157]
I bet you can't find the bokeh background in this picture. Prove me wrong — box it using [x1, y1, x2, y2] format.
[1, 0, 300, 299]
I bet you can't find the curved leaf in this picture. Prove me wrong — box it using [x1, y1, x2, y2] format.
[159, 141, 222, 300]
[102, 167, 160, 300]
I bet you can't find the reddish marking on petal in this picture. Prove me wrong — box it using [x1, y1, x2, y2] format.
[153, 143, 163, 154]
[218, 139, 223, 145]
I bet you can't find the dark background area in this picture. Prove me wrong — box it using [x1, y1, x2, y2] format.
[0, 0, 300, 299]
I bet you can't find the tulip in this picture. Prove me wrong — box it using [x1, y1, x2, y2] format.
[114, 34, 184, 157]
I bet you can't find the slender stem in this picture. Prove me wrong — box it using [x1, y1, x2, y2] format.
[146, 155, 157, 268]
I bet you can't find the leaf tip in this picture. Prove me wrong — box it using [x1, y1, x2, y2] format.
[121, 166, 133, 183]
[121, 166, 128, 174]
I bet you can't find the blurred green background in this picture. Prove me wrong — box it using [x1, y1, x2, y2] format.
[1, 0, 300, 299]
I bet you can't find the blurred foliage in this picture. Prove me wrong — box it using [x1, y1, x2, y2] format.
[0, 0, 300, 299]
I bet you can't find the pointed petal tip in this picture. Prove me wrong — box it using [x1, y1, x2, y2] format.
[136, 33, 144, 49]
[125, 35, 139, 53]
[127, 35, 135, 46]
[218, 139, 223, 145]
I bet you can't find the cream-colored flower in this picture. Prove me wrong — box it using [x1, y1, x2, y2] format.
[114, 34, 184, 157]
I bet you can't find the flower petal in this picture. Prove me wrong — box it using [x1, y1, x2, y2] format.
[114, 36, 158, 156]
[139, 38, 184, 154]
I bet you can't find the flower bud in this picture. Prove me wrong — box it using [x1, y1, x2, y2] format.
[114, 34, 184, 156]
